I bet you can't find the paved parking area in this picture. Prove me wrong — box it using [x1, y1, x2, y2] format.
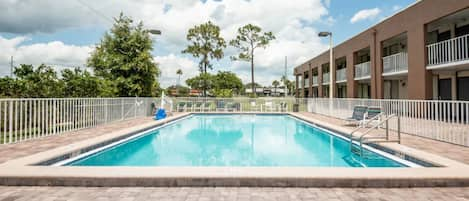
[0, 186, 468, 201]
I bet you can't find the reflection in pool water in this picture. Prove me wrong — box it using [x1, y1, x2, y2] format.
[68, 114, 406, 167]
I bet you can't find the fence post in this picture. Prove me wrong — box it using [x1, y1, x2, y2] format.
[134, 97, 137, 118]
[105, 99, 108, 123]
[397, 115, 401, 144]
[8, 101, 13, 143]
[121, 99, 124, 120]
[53, 99, 56, 135]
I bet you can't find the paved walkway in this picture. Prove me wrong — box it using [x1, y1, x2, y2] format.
[298, 112, 469, 164]
[0, 186, 468, 201]
[0, 117, 155, 164]
[1, 113, 469, 200]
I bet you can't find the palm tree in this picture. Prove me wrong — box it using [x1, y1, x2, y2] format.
[280, 75, 288, 96]
[176, 69, 183, 86]
[272, 80, 280, 96]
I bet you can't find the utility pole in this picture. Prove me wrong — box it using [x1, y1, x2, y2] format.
[10, 56, 13, 77]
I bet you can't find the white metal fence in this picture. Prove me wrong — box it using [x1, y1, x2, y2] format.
[307, 98, 469, 147]
[383, 52, 408, 75]
[354, 61, 371, 80]
[167, 97, 307, 113]
[0, 98, 157, 144]
[427, 33, 469, 66]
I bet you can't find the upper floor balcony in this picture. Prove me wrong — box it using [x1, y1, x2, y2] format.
[382, 52, 408, 76]
[303, 78, 310, 88]
[427, 33, 469, 69]
[336, 68, 347, 83]
[312, 76, 318, 86]
[354, 61, 371, 80]
[322, 73, 330, 84]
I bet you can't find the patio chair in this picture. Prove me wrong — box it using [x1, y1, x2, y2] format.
[263, 101, 275, 112]
[250, 101, 260, 112]
[202, 102, 212, 112]
[279, 102, 288, 112]
[363, 106, 383, 128]
[193, 102, 203, 112]
[344, 105, 368, 127]
[185, 102, 193, 112]
[176, 102, 186, 112]
[227, 102, 240, 112]
[216, 100, 226, 112]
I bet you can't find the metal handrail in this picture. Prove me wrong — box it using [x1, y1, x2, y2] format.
[349, 114, 401, 157]
[349, 113, 384, 144]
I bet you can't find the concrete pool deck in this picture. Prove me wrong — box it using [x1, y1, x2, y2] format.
[0, 112, 469, 187]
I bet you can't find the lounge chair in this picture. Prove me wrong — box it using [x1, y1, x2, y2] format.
[250, 101, 260, 112]
[227, 102, 240, 112]
[185, 102, 193, 112]
[345, 105, 368, 127]
[363, 106, 383, 127]
[193, 102, 203, 112]
[176, 102, 186, 112]
[202, 102, 212, 112]
[216, 101, 226, 112]
[279, 102, 288, 112]
[263, 101, 275, 112]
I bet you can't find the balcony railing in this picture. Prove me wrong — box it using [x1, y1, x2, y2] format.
[383, 52, 408, 75]
[427, 33, 469, 67]
[354, 61, 371, 80]
[336, 68, 347, 82]
[322, 73, 330, 84]
[304, 78, 310, 88]
[312, 76, 318, 86]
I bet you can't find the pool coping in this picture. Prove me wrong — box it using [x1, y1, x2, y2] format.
[0, 112, 469, 187]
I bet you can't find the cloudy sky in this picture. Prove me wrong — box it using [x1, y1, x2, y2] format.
[0, 0, 415, 87]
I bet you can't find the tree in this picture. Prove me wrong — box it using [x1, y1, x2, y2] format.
[61, 68, 100, 97]
[0, 77, 20, 98]
[281, 75, 293, 96]
[87, 13, 160, 97]
[212, 71, 243, 95]
[176, 69, 183, 86]
[272, 80, 280, 95]
[182, 21, 226, 96]
[185, 71, 243, 97]
[185, 73, 215, 94]
[230, 24, 275, 97]
[13, 64, 63, 98]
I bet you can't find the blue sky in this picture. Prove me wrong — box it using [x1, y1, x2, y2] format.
[0, 0, 416, 86]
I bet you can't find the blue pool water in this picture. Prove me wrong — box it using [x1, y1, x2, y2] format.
[67, 114, 408, 167]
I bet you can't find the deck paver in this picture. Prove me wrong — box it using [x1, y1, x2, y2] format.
[1, 112, 469, 199]
[298, 112, 469, 164]
[0, 187, 466, 201]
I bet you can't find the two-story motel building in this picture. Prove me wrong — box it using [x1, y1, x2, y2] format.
[294, 0, 469, 101]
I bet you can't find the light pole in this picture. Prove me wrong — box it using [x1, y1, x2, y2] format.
[147, 29, 162, 35]
[318, 31, 333, 99]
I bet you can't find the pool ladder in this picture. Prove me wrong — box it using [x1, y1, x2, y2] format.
[349, 114, 401, 158]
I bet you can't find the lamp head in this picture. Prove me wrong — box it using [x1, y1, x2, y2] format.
[318, 32, 332, 37]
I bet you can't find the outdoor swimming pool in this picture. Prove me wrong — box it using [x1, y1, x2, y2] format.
[64, 114, 413, 167]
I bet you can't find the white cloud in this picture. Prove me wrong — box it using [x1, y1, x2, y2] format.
[0, 0, 332, 86]
[154, 54, 198, 87]
[0, 36, 92, 76]
[350, 8, 381, 24]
